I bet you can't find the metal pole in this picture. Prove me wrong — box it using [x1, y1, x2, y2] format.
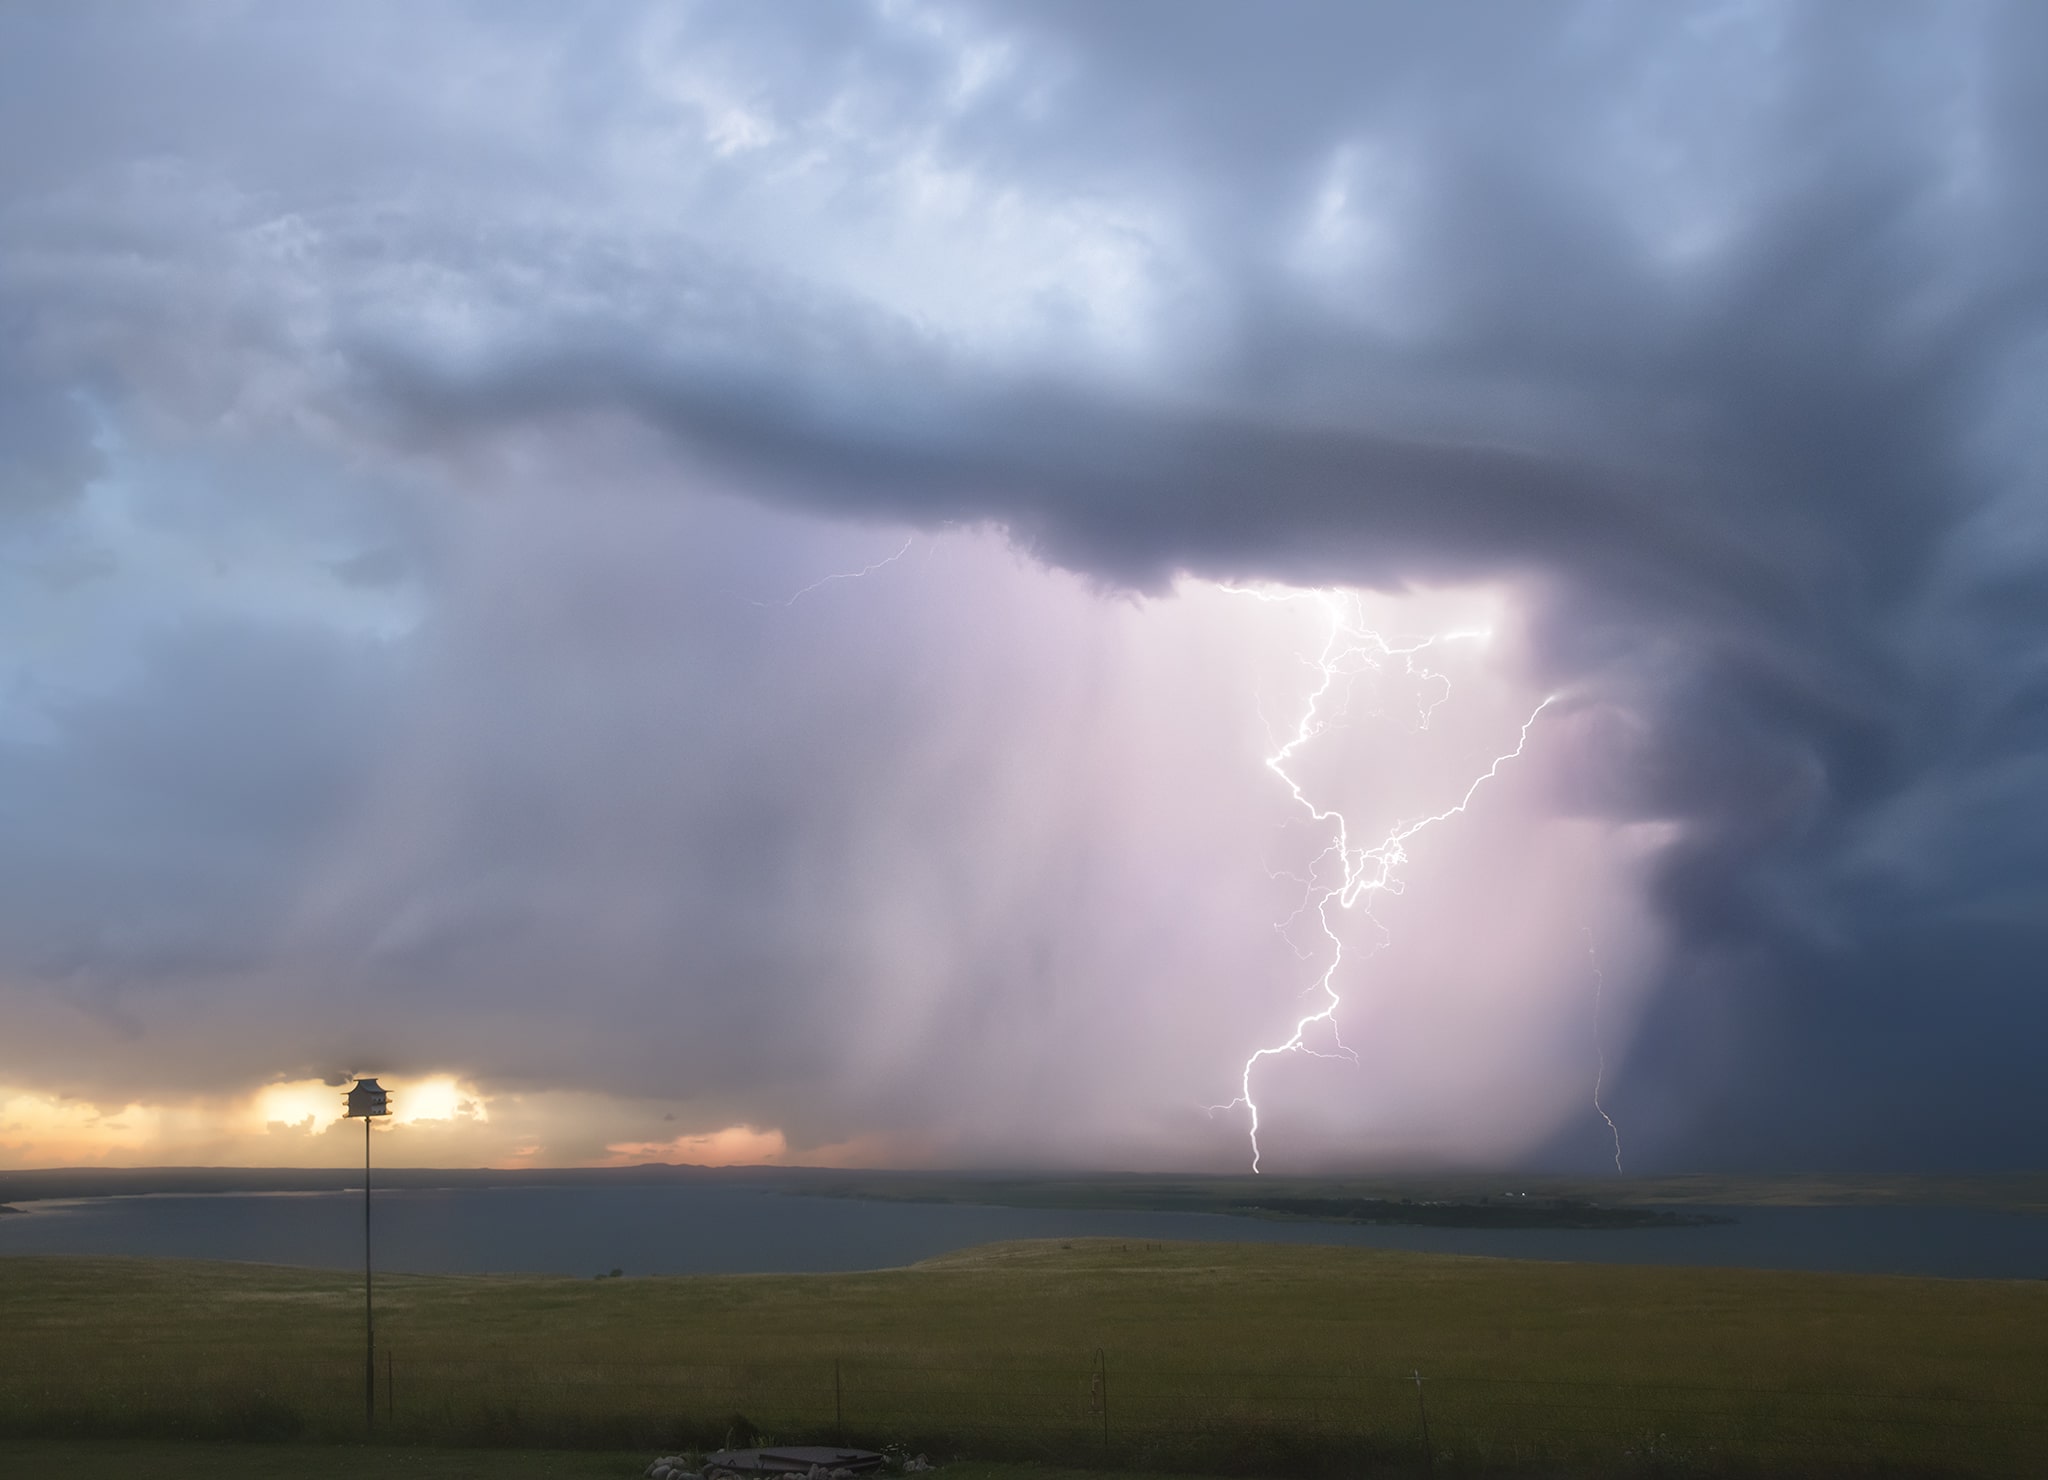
[1412, 1370, 1431, 1473]
[365, 1115, 376, 1432]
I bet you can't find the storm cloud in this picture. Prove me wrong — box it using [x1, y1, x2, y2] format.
[2, 2, 2044, 1170]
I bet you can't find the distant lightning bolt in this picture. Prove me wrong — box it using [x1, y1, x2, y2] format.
[1209, 585, 1553, 1172]
[1585, 926, 1625, 1175]
[754, 535, 915, 608]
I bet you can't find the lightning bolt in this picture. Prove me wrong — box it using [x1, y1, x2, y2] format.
[1585, 926, 1624, 1174]
[1209, 584, 1553, 1172]
[753, 535, 915, 608]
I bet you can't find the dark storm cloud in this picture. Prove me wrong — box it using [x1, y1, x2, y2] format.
[2, 1, 2045, 1165]
[0, 619, 395, 987]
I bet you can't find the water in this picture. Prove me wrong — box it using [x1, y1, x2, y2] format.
[1, 1185, 2041, 1278]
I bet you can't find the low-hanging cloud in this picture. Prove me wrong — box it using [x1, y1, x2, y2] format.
[1, 1, 2044, 1169]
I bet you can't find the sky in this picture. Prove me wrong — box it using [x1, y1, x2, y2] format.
[1, 1, 2044, 1174]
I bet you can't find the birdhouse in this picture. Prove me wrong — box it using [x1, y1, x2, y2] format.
[343, 1077, 392, 1119]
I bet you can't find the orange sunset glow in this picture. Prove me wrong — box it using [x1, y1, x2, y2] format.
[0, 1077, 882, 1171]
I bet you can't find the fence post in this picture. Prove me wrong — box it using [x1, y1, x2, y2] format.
[386, 1347, 394, 1420]
[834, 1357, 843, 1441]
[1092, 1348, 1109, 1451]
[1412, 1370, 1433, 1474]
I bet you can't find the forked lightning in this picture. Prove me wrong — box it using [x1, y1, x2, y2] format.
[1585, 926, 1625, 1174]
[1210, 584, 1553, 1171]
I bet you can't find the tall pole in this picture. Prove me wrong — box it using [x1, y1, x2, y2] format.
[344, 1076, 391, 1434]
[365, 1113, 375, 1432]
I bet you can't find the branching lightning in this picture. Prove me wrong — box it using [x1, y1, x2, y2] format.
[1209, 585, 1553, 1172]
[1585, 925, 1624, 1174]
[754, 535, 916, 608]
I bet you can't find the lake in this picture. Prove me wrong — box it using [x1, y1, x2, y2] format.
[2, 1185, 2041, 1278]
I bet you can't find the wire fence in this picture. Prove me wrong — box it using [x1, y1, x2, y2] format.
[3, 1346, 2042, 1475]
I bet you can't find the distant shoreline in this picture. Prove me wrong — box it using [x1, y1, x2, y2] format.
[2, 1178, 2042, 1278]
[1221, 1195, 1727, 1230]
[1, 1164, 2042, 1215]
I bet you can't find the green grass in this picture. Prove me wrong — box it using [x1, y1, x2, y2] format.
[0, 1445, 1160, 1480]
[3, 1240, 2044, 1476]
[0, 1438, 646, 1478]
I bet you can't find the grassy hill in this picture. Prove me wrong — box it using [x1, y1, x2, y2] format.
[3, 1239, 2042, 1475]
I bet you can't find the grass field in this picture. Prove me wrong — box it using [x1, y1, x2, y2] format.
[0, 1438, 648, 1478]
[0, 1445, 1159, 1480]
[3, 1239, 2044, 1476]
